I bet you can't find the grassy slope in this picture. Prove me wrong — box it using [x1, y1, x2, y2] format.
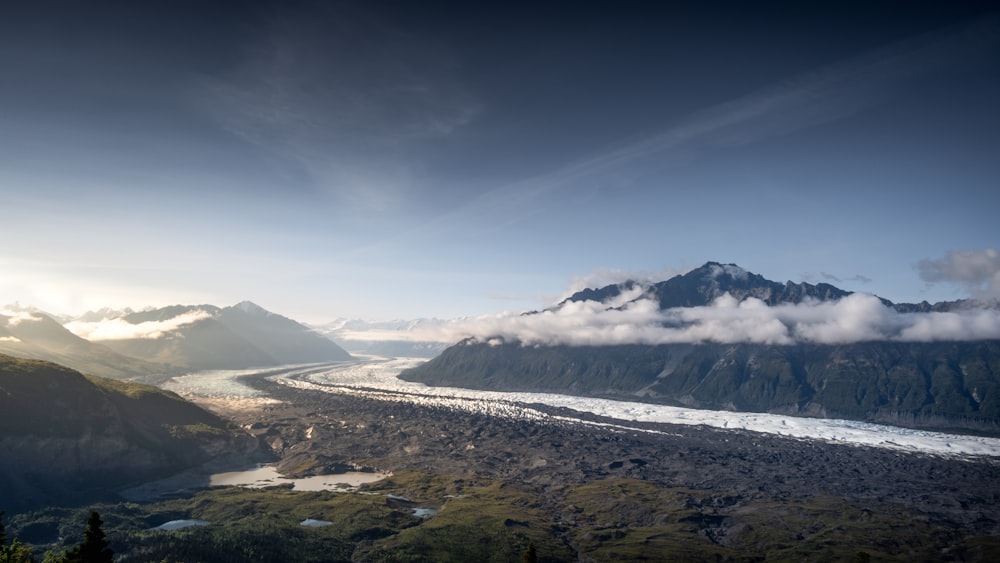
[8, 472, 1000, 562]
[0, 353, 245, 512]
[0, 353, 228, 437]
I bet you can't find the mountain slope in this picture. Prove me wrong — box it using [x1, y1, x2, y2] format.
[402, 262, 1000, 434]
[91, 301, 352, 370]
[0, 354, 257, 512]
[0, 311, 176, 383]
[217, 301, 354, 364]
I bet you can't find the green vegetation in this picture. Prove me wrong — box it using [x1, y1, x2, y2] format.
[6, 473, 1000, 562]
[64, 512, 114, 563]
[0, 354, 250, 513]
[1, 511, 34, 563]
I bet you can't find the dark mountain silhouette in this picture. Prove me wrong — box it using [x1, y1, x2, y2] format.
[558, 261, 968, 311]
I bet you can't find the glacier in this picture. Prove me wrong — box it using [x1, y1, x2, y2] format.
[166, 356, 1000, 459]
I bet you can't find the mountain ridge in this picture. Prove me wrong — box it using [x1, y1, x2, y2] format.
[559, 261, 982, 312]
[93, 301, 354, 371]
[3, 301, 353, 380]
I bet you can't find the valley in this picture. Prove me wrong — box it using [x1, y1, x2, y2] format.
[6, 355, 1000, 560]
[4, 268, 1000, 560]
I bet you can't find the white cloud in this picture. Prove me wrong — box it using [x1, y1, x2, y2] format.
[337, 291, 1000, 347]
[918, 248, 1000, 299]
[560, 266, 688, 300]
[0, 311, 42, 327]
[0, 336, 21, 342]
[64, 309, 214, 341]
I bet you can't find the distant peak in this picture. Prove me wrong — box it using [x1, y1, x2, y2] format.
[687, 262, 750, 280]
[233, 301, 270, 315]
[706, 262, 749, 281]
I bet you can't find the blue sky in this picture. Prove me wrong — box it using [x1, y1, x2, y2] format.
[1, 1, 998, 323]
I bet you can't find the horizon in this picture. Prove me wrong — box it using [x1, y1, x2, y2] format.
[4, 257, 998, 326]
[2, 1, 998, 323]
[6, 258, 999, 348]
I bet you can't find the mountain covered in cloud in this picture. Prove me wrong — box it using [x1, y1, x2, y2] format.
[402, 262, 1000, 434]
[64, 301, 353, 371]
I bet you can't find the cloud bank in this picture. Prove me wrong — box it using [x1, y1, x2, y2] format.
[65, 310, 214, 341]
[339, 292, 1000, 347]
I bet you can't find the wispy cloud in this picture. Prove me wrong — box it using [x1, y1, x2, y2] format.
[200, 3, 480, 211]
[918, 248, 1000, 299]
[816, 272, 873, 284]
[65, 310, 214, 340]
[412, 14, 1000, 237]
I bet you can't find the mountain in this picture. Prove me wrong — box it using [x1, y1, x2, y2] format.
[558, 261, 969, 312]
[0, 353, 257, 512]
[78, 301, 353, 371]
[0, 310, 176, 383]
[402, 262, 1000, 434]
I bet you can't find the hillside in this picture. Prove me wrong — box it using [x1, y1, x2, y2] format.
[0, 311, 177, 384]
[402, 262, 1000, 434]
[0, 354, 257, 512]
[88, 301, 353, 370]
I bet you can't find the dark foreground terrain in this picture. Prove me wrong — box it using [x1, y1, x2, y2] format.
[8, 374, 1000, 561]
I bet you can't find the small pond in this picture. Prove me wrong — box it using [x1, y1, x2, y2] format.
[300, 519, 333, 527]
[209, 465, 390, 490]
[150, 519, 210, 531]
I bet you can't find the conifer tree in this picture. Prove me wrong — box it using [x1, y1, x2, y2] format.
[65, 511, 113, 563]
[521, 541, 537, 563]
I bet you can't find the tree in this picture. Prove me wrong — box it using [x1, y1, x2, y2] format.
[0, 540, 33, 563]
[521, 541, 537, 563]
[0, 511, 34, 563]
[65, 511, 113, 563]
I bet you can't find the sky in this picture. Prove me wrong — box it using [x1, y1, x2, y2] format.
[1, 0, 999, 323]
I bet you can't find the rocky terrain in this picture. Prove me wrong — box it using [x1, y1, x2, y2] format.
[225, 373, 1000, 538]
[7, 361, 1000, 561]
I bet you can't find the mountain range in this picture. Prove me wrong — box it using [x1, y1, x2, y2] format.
[402, 262, 1000, 434]
[1, 301, 352, 382]
[0, 308, 169, 381]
